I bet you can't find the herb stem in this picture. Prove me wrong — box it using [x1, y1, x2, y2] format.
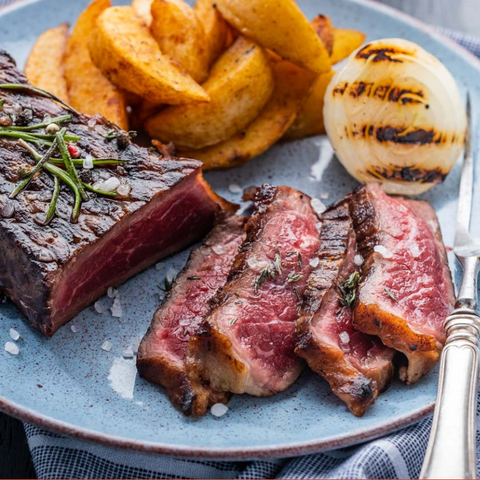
[49, 158, 125, 166]
[42, 176, 60, 225]
[0, 130, 54, 145]
[56, 129, 88, 201]
[82, 182, 117, 197]
[2, 114, 71, 131]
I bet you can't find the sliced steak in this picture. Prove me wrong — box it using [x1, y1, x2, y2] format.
[295, 199, 395, 417]
[350, 183, 454, 384]
[0, 51, 233, 336]
[137, 212, 247, 416]
[187, 185, 320, 411]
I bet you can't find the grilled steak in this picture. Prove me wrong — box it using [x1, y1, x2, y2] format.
[295, 199, 395, 417]
[137, 212, 247, 416]
[350, 183, 454, 384]
[0, 51, 233, 336]
[187, 185, 320, 411]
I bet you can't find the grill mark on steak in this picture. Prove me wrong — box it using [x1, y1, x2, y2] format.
[137, 212, 247, 416]
[295, 199, 395, 417]
[350, 183, 454, 384]
[0, 50, 234, 336]
[186, 185, 320, 412]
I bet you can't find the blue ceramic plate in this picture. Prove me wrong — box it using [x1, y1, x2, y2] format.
[0, 0, 477, 460]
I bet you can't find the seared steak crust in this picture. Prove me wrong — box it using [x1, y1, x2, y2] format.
[0, 51, 232, 336]
[350, 183, 454, 383]
[187, 185, 320, 412]
[137, 213, 247, 416]
[296, 199, 394, 417]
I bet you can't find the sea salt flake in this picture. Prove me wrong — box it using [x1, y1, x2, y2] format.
[228, 183, 242, 194]
[309, 257, 320, 268]
[212, 245, 225, 255]
[210, 403, 229, 417]
[123, 348, 134, 359]
[87, 118, 97, 129]
[116, 183, 131, 197]
[354, 254, 364, 266]
[101, 341, 112, 352]
[374, 245, 393, 259]
[339, 332, 350, 344]
[409, 243, 421, 258]
[9, 328, 20, 341]
[311, 198, 327, 216]
[70, 325, 79, 333]
[111, 297, 122, 318]
[94, 301, 105, 314]
[5, 341, 19, 355]
[83, 154, 94, 169]
[93, 177, 120, 192]
[107, 287, 118, 298]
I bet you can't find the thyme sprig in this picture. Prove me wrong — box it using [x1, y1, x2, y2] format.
[338, 271, 360, 308]
[253, 266, 275, 293]
[3, 114, 71, 131]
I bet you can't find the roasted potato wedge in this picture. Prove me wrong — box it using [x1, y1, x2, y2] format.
[194, 0, 229, 67]
[25, 23, 70, 102]
[283, 69, 335, 141]
[65, 0, 128, 129]
[180, 58, 316, 169]
[145, 37, 274, 149]
[89, 6, 210, 105]
[151, 0, 209, 83]
[331, 28, 367, 64]
[311, 14, 334, 56]
[214, 0, 330, 73]
[132, 0, 154, 26]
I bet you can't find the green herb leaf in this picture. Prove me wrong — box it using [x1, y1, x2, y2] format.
[230, 317, 238, 325]
[298, 252, 303, 268]
[158, 277, 173, 292]
[384, 287, 399, 303]
[253, 266, 275, 293]
[338, 271, 360, 308]
[187, 276, 201, 280]
[294, 286, 301, 302]
[273, 247, 282, 275]
[287, 272, 303, 283]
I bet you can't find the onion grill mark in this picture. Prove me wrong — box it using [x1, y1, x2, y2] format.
[355, 45, 407, 63]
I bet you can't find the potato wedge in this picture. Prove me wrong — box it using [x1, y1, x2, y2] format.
[214, 0, 330, 73]
[65, 0, 128, 129]
[145, 36, 274, 149]
[132, 0, 154, 25]
[283, 69, 335, 141]
[331, 28, 366, 64]
[180, 58, 316, 169]
[89, 6, 209, 105]
[311, 14, 334, 56]
[151, 0, 209, 83]
[194, 0, 229, 67]
[25, 23, 70, 102]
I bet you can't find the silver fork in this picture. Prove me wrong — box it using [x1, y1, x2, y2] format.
[421, 94, 480, 479]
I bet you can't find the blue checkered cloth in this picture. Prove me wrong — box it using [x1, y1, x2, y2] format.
[1, 8, 477, 479]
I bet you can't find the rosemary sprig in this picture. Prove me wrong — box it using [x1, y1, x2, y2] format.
[338, 271, 360, 308]
[0, 84, 80, 115]
[384, 287, 399, 303]
[49, 158, 125, 167]
[187, 276, 201, 280]
[294, 286, 301, 302]
[158, 277, 173, 292]
[82, 182, 117, 197]
[40, 176, 60, 225]
[56, 129, 88, 201]
[3, 114, 71, 131]
[0, 130, 54, 145]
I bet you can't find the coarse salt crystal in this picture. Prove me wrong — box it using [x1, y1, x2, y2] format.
[116, 183, 132, 197]
[94, 301, 105, 314]
[320, 192, 329, 200]
[409, 243, 421, 258]
[111, 297, 122, 318]
[123, 348, 134, 359]
[374, 245, 393, 259]
[228, 183, 242, 194]
[87, 118, 97, 129]
[107, 287, 118, 298]
[316, 222, 323, 233]
[212, 245, 225, 255]
[93, 177, 120, 192]
[339, 332, 350, 344]
[101, 341, 112, 352]
[354, 254, 364, 266]
[311, 198, 326, 216]
[5, 341, 19, 355]
[9, 328, 20, 341]
[309, 257, 320, 268]
[70, 325, 79, 333]
[210, 403, 229, 417]
[83, 154, 94, 169]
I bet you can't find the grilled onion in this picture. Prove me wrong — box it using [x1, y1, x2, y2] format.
[324, 38, 466, 195]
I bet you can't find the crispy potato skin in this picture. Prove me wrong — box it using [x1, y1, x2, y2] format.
[283, 69, 335, 141]
[215, 0, 330, 73]
[132, 0, 154, 26]
[25, 23, 70, 102]
[194, 0, 229, 67]
[181, 57, 316, 169]
[151, 0, 209, 83]
[65, 0, 128, 129]
[331, 28, 367, 65]
[145, 36, 274, 149]
[89, 6, 210, 106]
[311, 14, 334, 56]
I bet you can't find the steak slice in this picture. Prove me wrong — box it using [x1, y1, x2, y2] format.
[0, 50, 233, 336]
[295, 199, 395, 417]
[137, 212, 247, 416]
[187, 185, 320, 411]
[350, 183, 454, 384]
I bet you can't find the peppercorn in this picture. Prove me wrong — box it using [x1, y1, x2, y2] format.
[79, 169, 93, 183]
[116, 131, 131, 149]
[17, 164, 33, 179]
[0, 116, 12, 127]
[46, 123, 60, 134]
[67, 144, 80, 158]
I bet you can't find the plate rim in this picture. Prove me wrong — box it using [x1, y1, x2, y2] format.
[0, 0, 475, 459]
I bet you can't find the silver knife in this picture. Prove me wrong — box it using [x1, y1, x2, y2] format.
[421, 94, 480, 480]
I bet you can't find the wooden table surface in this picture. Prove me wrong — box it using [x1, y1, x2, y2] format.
[0, 0, 476, 479]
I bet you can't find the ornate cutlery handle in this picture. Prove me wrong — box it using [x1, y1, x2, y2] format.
[420, 308, 480, 479]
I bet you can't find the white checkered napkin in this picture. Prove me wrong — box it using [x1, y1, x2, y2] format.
[1, 6, 478, 478]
